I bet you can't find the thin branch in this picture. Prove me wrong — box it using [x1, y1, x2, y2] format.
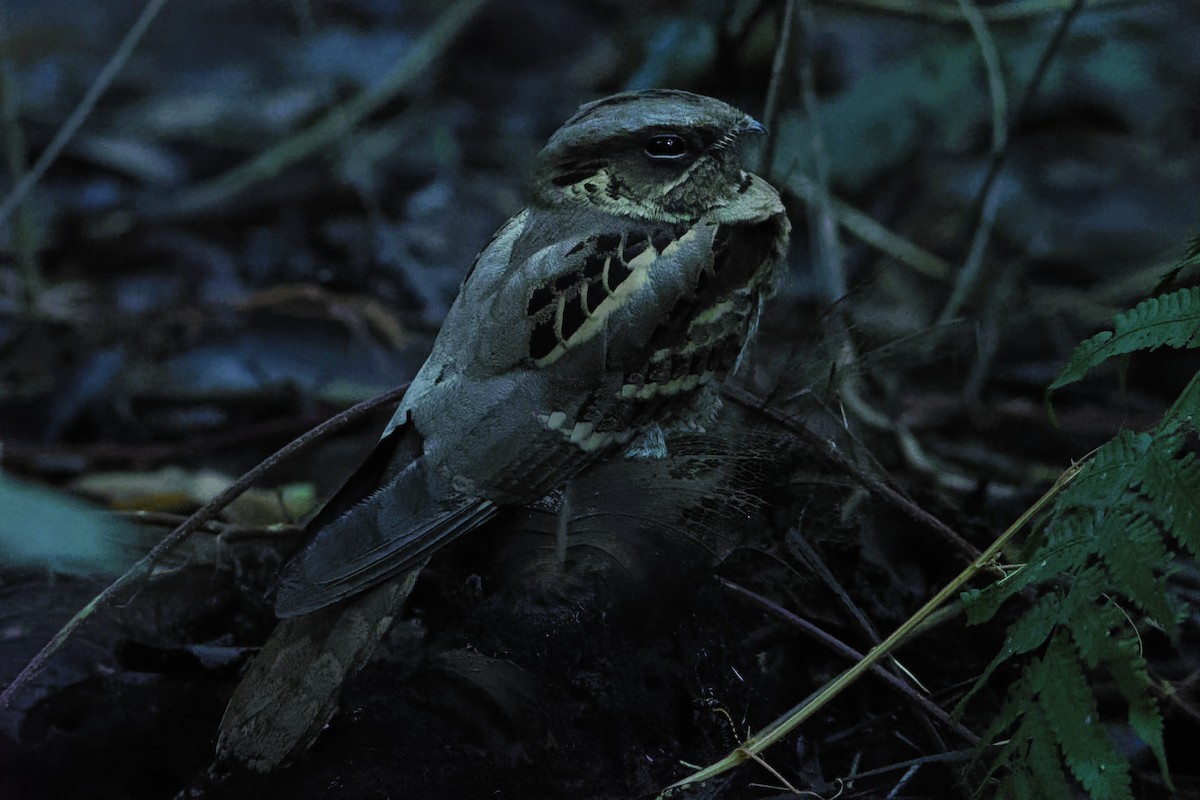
[845, 747, 976, 781]
[719, 577, 980, 746]
[823, 0, 1120, 24]
[2, 412, 336, 474]
[172, 0, 490, 213]
[935, 0, 1007, 324]
[797, 0, 845, 302]
[788, 173, 952, 280]
[724, 383, 985, 567]
[936, 0, 1087, 324]
[0, 383, 408, 710]
[788, 528, 927, 692]
[935, 189, 1001, 324]
[957, 0, 1008, 154]
[116, 510, 305, 540]
[0, 0, 171, 230]
[761, 0, 796, 145]
[0, 1, 41, 309]
[661, 462, 1083, 795]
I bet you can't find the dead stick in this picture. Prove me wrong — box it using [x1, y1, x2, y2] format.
[0, 383, 409, 709]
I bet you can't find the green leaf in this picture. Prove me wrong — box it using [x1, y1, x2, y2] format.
[1024, 704, 1075, 800]
[1060, 431, 1153, 510]
[1002, 765, 1037, 800]
[957, 592, 1063, 717]
[0, 473, 139, 576]
[1041, 633, 1132, 800]
[990, 675, 1075, 800]
[965, 534, 1091, 625]
[1137, 428, 1200, 559]
[968, 241, 1199, 799]
[1094, 511, 1174, 632]
[976, 658, 1043, 781]
[1155, 235, 1200, 289]
[1164, 370, 1200, 426]
[1048, 286, 1200, 398]
[1107, 646, 1171, 789]
[1187, 235, 1200, 262]
[1066, 590, 1133, 670]
[1068, 597, 1171, 787]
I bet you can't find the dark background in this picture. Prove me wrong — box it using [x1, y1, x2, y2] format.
[1, 1, 1199, 798]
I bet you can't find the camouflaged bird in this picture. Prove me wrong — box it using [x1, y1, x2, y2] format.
[275, 89, 790, 616]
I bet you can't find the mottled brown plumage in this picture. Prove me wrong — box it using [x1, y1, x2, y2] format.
[273, 89, 790, 616]
[218, 90, 790, 774]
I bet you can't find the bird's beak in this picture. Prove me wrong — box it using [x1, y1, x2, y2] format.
[741, 116, 768, 136]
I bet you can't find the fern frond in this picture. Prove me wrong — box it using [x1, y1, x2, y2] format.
[1136, 424, 1200, 558]
[1065, 585, 1138, 670]
[1022, 703, 1075, 800]
[978, 658, 1044, 787]
[1047, 285, 1200, 400]
[1166, 371, 1200, 425]
[964, 358, 1198, 799]
[1094, 510, 1175, 630]
[1061, 430, 1157, 510]
[1065, 596, 1172, 786]
[987, 704, 1056, 800]
[963, 533, 1091, 625]
[961, 238, 1200, 799]
[956, 592, 1063, 718]
[1065, 568, 1166, 786]
[988, 652, 1108, 800]
[1040, 631, 1132, 800]
[1066, 586, 1168, 788]
[1107, 640, 1171, 787]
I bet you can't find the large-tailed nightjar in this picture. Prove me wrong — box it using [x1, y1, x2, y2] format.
[274, 89, 790, 616]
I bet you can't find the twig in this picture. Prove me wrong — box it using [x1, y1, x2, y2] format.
[0, 1, 41, 309]
[172, 0, 490, 213]
[797, 0, 845, 303]
[0, 0, 171, 230]
[719, 577, 980, 746]
[788, 173, 952, 280]
[956, 0, 1008, 155]
[936, 0, 1087, 324]
[936, 0, 1010, 325]
[761, 0, 796, 148]
[788, 528, 927, 692]
[885, 764, 921, 799]
[740, 747, 801, 795]
[935, 190, 1000, 324]
[116, 510, 304, 540]
[660, 462, 1083, 795]
[938, 0, 1012, 327]
[843, 747, 976, 781]
[725, 0, 772, 44]
[724, 383, 985, 567]
[822, 0, 1118, 24]
[0, 383, 408, 710]
[788, 528, 885, 645]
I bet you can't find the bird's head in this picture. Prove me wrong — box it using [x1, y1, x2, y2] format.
[531, 89, 767, 223]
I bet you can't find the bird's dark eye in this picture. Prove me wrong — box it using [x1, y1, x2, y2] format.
[644, 134, 688, 160]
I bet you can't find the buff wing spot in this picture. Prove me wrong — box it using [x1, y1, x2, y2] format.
[524, 227, 680, 365]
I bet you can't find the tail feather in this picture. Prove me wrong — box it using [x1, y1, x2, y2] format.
[274, 421, 497, 617]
